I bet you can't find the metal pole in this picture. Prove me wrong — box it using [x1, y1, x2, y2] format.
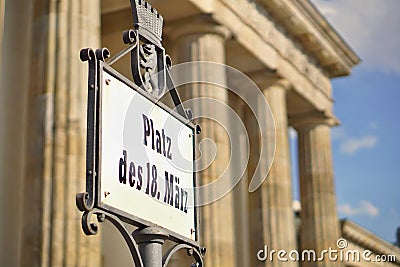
[133, 227, 169, 267]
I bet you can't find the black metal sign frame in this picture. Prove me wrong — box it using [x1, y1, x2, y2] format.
[76, 0, 204, 266]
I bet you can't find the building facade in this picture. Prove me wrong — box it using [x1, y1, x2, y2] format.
[1, 0, 399, 266]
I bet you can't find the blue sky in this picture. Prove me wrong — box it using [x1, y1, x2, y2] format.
[291, 0, 400, 244]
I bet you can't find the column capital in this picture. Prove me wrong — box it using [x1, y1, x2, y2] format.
[248, 70, 291, 91]
[289, 110, 339, 131]
[165, 14, 232, 41]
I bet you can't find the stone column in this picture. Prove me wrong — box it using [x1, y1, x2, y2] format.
[18, 1, 102, 266]
[0, 0, 5, 74]
[292, 113, 342, 267]
[0, 1, 33, 266]
[249, 77, 297, 266]
[229, 95, 251, 267]
[167, 17, 236, 267]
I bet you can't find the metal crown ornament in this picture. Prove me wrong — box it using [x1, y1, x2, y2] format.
[128, 0, 167, 97]
[131, 0, 164, 45]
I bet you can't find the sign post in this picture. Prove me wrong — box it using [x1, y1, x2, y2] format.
[133, 227, 169, 267]
[76, 0, 205, 266]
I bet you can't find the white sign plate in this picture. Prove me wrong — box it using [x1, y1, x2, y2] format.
[99, 68, 196, 241]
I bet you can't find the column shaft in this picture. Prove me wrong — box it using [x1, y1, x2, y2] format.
[0, 0, 5, 74]
[229, 96, 251, 267]
[246, 99, 264, 267]
[19, 1, 102, 266]
[296, 120, 342, 267]
[0, 0, 33, 266]
[249, 79, 297, 266]
[264, 81, 297, 265]
[170, 19, 236, 267]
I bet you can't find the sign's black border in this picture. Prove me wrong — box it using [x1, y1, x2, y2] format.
[86, 61, 200, 248]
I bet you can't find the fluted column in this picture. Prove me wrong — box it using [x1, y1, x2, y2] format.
[19, 1, 102, 266]
[292, 113, 342, 267]
[0, 0, 5, 74]
[0, 1, 33, 266]
[229, 95, 251, 267]
[168, 17, 236, 267]
[249, 77, 297, 267]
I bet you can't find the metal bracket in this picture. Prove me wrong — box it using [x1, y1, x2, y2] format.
[163, 244, 205, 267]
[77, 196, 205, 267]
[80, 207, 144, 267]
[77, 47, 110, 212]
[79, 204, 205, 267]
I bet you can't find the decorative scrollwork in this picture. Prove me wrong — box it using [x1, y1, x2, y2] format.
[77, 47, 100, 214]
[96, 48, 111, 62]
[80, 48, 96, 62]
[80, 48, 97, 91]
[101, 211, 144, 267]
[162, 244, 204, 267]
[76, 192, 92, 212]
[165, 54, 172, 69]
[108, 30, 139, 66]
[80, 208, 145, 267]
[123, 29, 137, 44]
[82, 209, 99, 236]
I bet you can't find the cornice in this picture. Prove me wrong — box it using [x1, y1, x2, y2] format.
[259, 0, 361, 78]
[211, 0, 333, 98]
[341, 219, 400, 264]
[294, 0, 360, 65]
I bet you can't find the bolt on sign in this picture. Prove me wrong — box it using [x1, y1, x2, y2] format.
[76, 0, 200, 250]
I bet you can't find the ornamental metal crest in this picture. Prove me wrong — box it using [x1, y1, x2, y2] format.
[130, 0, 166, 98]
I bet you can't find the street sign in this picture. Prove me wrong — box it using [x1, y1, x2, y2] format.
[77, 1, 204, 265]
[98, 64, 197, 242]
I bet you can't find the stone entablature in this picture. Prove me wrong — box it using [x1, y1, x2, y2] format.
[342, 220, 400, 266]
[219, 0, 331, 97]
[184, 0, 359, 120]
[260, 0, 360, 77]
[102, 0, 360, 115]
